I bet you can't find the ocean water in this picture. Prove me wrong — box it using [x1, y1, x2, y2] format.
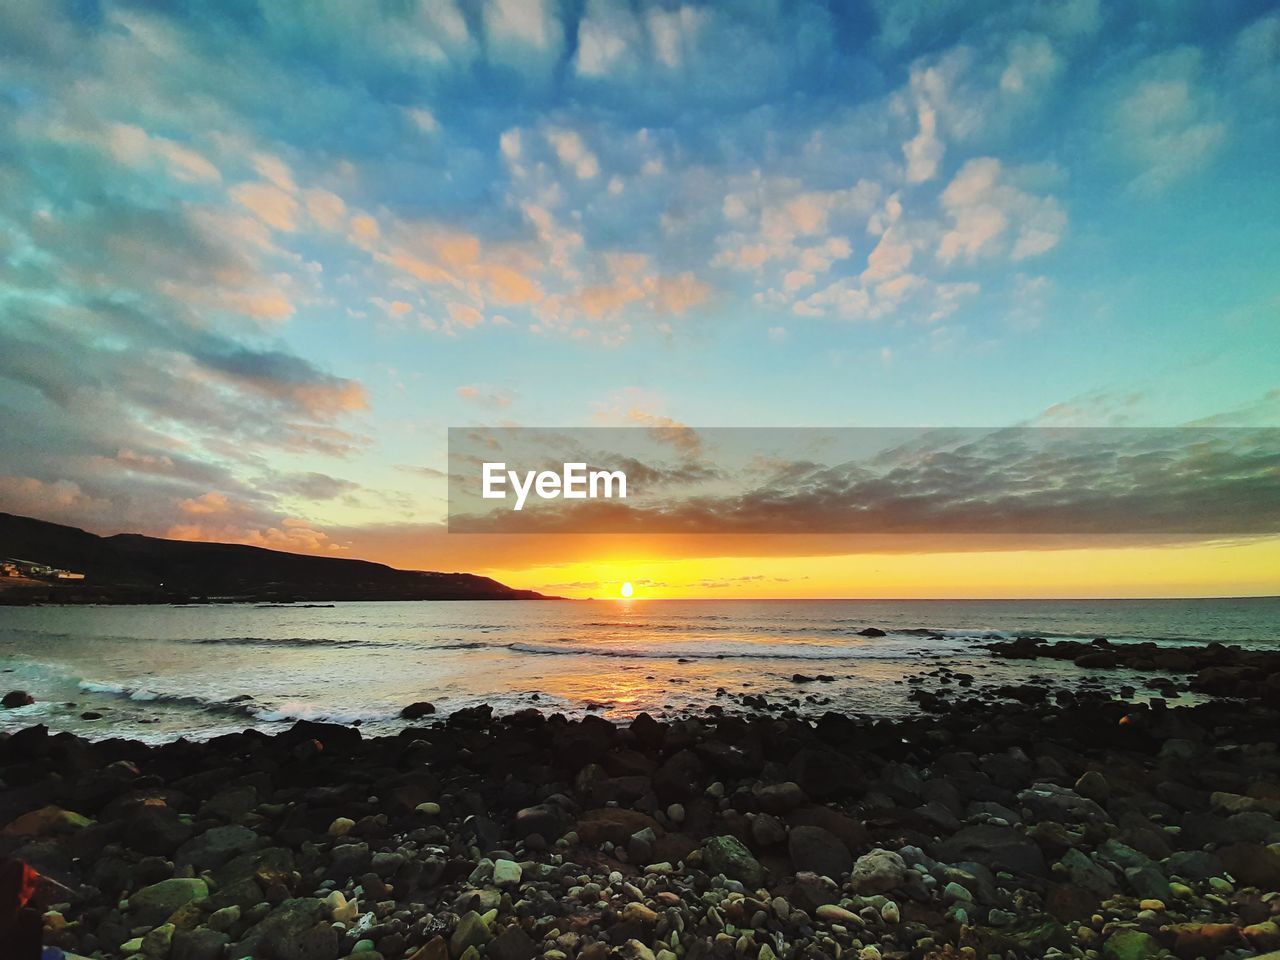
[0, 598, 1275, 742]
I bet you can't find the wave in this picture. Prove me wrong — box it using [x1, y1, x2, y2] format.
[191, 637, 394, 648]
[77, 680, 262, 718]
[504, 641, 936, 662]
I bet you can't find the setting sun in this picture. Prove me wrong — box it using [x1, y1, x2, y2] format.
[619, 581, 634, 598]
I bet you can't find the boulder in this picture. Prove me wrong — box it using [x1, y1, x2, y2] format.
[849, 848, 906, 894]
[788, 825, 853, 879]
[127, 878, 209, 927]
[702, 835, 764, 887]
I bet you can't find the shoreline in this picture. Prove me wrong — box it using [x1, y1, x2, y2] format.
[3, 678, 1279, 959]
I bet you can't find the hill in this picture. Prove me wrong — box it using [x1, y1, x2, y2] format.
[0, 512, 551, 603]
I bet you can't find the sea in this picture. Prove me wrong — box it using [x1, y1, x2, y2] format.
[0, 598, 1276, 743]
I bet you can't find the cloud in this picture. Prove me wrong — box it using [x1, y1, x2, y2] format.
[1111, 48, 1227, 195]
[457, 384, 517, 409]
[937, 158, 1066, 263]
[452, 428, 1280, 536]
[544, 128, 600, 179]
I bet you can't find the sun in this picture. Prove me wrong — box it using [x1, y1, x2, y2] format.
[619, 581, 635, 598]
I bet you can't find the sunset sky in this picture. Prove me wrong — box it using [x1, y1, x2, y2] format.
[1, 0, 1278, 598]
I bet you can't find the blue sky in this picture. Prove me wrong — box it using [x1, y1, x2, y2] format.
[0, 0, 1277, 572]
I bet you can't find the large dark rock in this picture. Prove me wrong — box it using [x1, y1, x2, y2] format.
[788, 825, 853, 879]
[175, 825, 259, 871]
[932, 824, 1048, 877]
[653, 749, 705, 802]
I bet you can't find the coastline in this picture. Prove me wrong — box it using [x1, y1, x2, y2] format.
[4, 670, 1279, 960]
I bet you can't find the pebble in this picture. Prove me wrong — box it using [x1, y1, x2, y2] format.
[328, 816, 356, 837]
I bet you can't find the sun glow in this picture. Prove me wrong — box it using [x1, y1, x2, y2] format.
[620, 581, 634, 598]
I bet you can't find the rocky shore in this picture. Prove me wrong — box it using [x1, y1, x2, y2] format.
[3, 679, 1280, 960]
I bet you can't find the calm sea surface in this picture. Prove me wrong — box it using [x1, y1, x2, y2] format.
[0, 598, 1276, 742]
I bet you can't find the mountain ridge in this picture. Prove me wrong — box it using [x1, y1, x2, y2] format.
[0, 511, 552, 603]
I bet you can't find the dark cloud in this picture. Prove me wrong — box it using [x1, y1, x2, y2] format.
[449, 428, 1280, 535]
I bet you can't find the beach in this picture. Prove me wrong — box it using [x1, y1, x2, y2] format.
[2, 618, 1280, 960]
[2, 598, 1277, 742]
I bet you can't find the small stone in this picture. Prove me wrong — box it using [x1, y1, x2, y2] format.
[943, 881, 972, 902]
[1138, 898, 1164, 911]
[1102, 929, 1161, 960]
[492, 858, 522, 888]
[814, 903, 862, 925]
[416, 802, 442, 816]
[621, 902, 658, 924]
[325, 889, 358, 923]
[880, 900, 899, 923]
[327, 817, 355, 837]
[666, 803, 685, 823]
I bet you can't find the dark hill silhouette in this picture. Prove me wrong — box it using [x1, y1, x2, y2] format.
[0, 512, 551, 603]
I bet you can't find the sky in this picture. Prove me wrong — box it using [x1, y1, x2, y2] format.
[0, 0, 1278, 598]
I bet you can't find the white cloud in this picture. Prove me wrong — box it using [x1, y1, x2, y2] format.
[937, 158, 1065, 263]
[1112, 48, 1227, 195]
[544, 128, 600, 179]
[484, 0, 564, 73]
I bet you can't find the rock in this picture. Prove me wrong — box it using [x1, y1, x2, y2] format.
[575, 809, 660, 847]
[849, 848, 907, 894]
[171, 927, 231, 960]
[1058, 849, 1116, 897]
[1, 690, 34, 708]
[208, 905, 240, 932]
[3, 805, 92, 837]
[620, 902, 658, 924]
[128, 878, 209, 927]
[859, 627, 886, 637]
[933, 824, 1048, 877]
[652, 749, 705, 802]
[1102, 929, 1161, 960]
[450, 911, 491, 956]
[325, 890, 358, 923]
[175, 824, 258, 871]
[407, 936, 449, 960]
[1170, 922, 1242, 959]
[702, 835, 764, 887]
[234, 896, 334, 960]
[751, 813, 786, 847]
[486, 925, 535, 960]
[400, 701, 436, 719]
[1074, 770, 1110, 803]
[328, 817, 355, 836]
[618, 942, 656, 960]
[754, 781, 806, 813]
[788, 825, 853, 878]
[141, 922, 175, 959]
[1164, 849, 1223, 880]
[790, 870, 839, 910]
[815, 903, 862, 925]
[1244, 921, 1280, 952]
[492, 858, 522, 888]
[1217, 842, 1280, 888]
[628, 825, 657, 862]
[514, 803, 566, 840]
[1018, 783, 1109, 823]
